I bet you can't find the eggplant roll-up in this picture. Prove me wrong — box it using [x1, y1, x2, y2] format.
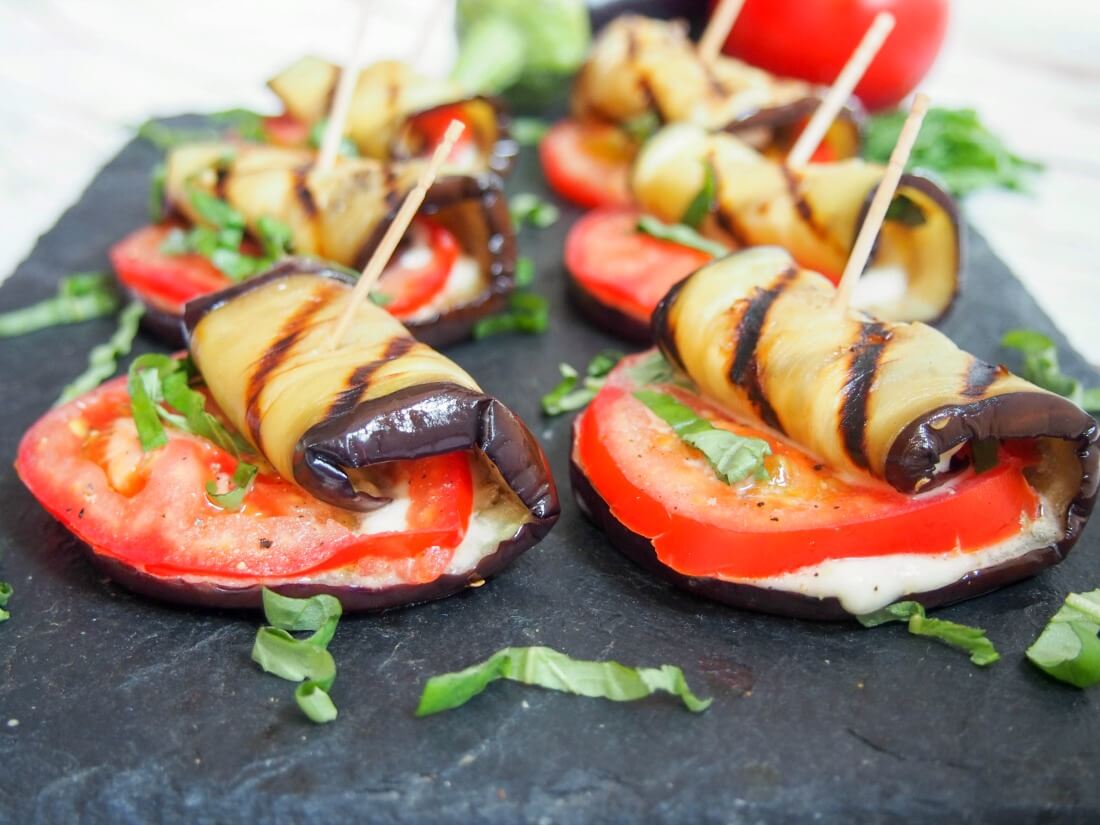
[158, 142, 514, 346]
[632, 123, 961, 323]
[571, 246, 1096, 619]
[573, 15, 861, 159]
[268, 56, 516, 176]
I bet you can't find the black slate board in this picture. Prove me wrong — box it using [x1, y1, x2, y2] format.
[1, 113, 1099, 825]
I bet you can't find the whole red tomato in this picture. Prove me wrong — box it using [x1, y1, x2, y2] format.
[718, 0, 949, 110]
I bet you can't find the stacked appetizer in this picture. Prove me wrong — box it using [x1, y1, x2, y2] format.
[16, 261, 559, 610]
[571, 247, 1098, 619]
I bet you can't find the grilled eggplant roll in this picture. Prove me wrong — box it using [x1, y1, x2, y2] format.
[572, 15, 861, 159]
[571, 246, 1097, 620]
[632, 123, 961, 323]
[152, 142, 514, 347]
[268, 56, 517, 176]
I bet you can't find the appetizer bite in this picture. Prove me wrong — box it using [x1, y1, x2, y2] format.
[542, 14, 862, 209]
[111, 144, 515, 347]
[16, 260, 558, 610]
[571, 246, 1097, 619]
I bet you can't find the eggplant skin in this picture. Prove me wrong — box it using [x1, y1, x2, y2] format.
[570, 448, 1075, 622]
[566, 275, 652, 344]
[82, 518, 552, 613]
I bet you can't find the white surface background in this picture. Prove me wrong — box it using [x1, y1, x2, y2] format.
[1, 0, 1097, 361]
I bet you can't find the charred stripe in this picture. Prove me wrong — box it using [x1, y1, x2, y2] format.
[840, 322, 893, 469]
[293, 166, 318, 218]
[962, 359, 1005, 398]
[324, 336, 418, 420]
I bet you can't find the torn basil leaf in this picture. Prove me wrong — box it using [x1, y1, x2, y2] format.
[307, 118, 359, 157]
[635, 215, 729, 258]
[628, 351, 691, 388]
[416, 646, 711, 716]
[542, 350, 623, 415]
[252, 627, 337, 689]
[1002, 329, 1100, 413]
[885, 194, 926, 227]
[622, 111, 661, 144]
[295, 681, 338, 723]
[0, 272, 120, 339]
[256, 216, 294, 259]
[1026, 590, 1100, 688]
[634, 390, 771, 483]
[55, 301, 144, 406]
[680, 162, 716, 229]
[859, 601, 1000, 666]
[0, 581, 11, 623]
[148, 162, 167, 223]
[205, 461, 258, 511]
[473, 291, 549, 338]
[511, 117, 550, 146]
[262, 590, 343, 639]
[514, 256, 536, 288]
[510, 193, 560, 230]
[209, 108, 268, 143]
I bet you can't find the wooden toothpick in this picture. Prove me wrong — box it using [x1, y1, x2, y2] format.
[832, 93, 930, 311]
[786, 12, 896, 171]
[327, 120, 466, 349]
[316, 3, 372, 174]
[697, 0, 746, 64]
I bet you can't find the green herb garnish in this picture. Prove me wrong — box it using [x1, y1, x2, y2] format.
[472, 291, 549, 338]
[0, 272, 120, 339]
[542, 350, 622, 415]
[634, 389, 771, 484]
[252, 589, 343, 724]
[635, 215, 729, 258]
[858, 601, 1000, 666]
[205, 461, 259, 511]
[0, 582, 12, 623]
[135, 120, 212, 150]
[148, 162, 167, 222]
[628, 351, 689, 387]
[55, 301, 144, 406]
[621, 110, 661, 144]
[1002, 330, 1100, 412]
[1026, 590, 1100, 688]
[416, 646, 711, 716]
[209, 108, 268, 143]
[511, 117, 550, 146]
[864, 106, 1042, 198]
[510, 192, 560, 230]
[307, 118, 359, 157]
[680, 162, 716, 229]
[514, 256, 535, 288]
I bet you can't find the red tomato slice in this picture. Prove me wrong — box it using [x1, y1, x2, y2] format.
[540, 119, 636, 209]
[378, 219, 460, 316]
[574, 355, 1041, 580]
[565, 208, 717, 326]
[407, 104, 477, 165]
[262, 113, 311, 148]
[16, 377, 475, 584]
[110, 224, 231, 313]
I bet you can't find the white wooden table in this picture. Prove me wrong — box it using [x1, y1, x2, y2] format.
[2, 0, 1097, 361]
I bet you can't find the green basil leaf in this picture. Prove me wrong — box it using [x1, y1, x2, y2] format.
[261, 589, 343, 637]
[126, 353, 176, 450]
[514, 256, 536, 288]
[307, 119, 359, 157]
[205, 461, 258, 511]
[295, 680, 339, 723]
[884, 194, 926, 227]
[858, 601, 1000, 667]
[136, 119, 211, 150]
[55, 301, 144, 406]
[0, 273, 119, 339]
[634, 390, 771, 483]
[473, 291, 549, 339]
[680, 161, 716, 229]
[511, 117, 550, 146]
[635, 215, 729, 258]
[256, 216, 294, 259]
[1002, 329, 1100, 412]
[510, 193, 560, 230]
[628, 351, 690, 388]
[251, 627, 336, 690]
[189, 188, 245, 231]
[621, 111, 661, 144]
[209, 108, 268, 143]
[148, 162, 167, 223]
[542, 350, 623, 415]
[209, 248, 265, 282]
[1026, 590, 1100, 688]
[0, 581, 11, 623]
[415, 646, 711, 716]
[158, 227, 191, 256]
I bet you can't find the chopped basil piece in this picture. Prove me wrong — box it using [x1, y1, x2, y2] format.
[0, 272, 119, 339]
[256, 216, 294, 259]
[148, 162, 167, 222]
[295, 681, 338, 723]
[510, 193, 560, 230]
[262, 590, 343, 636]
[307, 119, 359, 157]
[858, 601, 1000, 666]
[511, 117, 550, 146]
[0, 581, 11, 623]
[635, 215, 729, 258]
[205, 461, 259, 511]
[252, 627, 337, 689]
[1026, 590, 1100, 688]
[473, 291, 549, 338]
[416, 646, 711, 716]
[680, 162, 716, 229]
[634, 390, 771, 484]
[190, 189, 246, 234]
[542, 349, 623, 415]
[884, 193, 926, 227]
[628, 351, 690, 388]
[622, 111, 661, 144]
[209, 108, 268, 143]
[864, 106, 1042, 198]
[135, 119, 211, 150]
[55, 301, 144, 406]
[514, 256, 536, 288]
[1002, 330, 1100, 412]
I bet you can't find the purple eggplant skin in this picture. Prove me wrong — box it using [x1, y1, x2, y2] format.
[723, 97, 864, 157]
[566, 274, 653, 344]
[569, 424, 1099, 622]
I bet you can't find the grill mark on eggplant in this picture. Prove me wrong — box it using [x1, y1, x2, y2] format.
[324, 336, 417, 420]
[727, 268, 796, 432]
[840, 322, 893, 469]
[962, 359, 1005, 398]
[293, 165, 318, 217]
[714, 205, 748, 247]
[780, 165, 829, 239]
[244, 288, 334, 449]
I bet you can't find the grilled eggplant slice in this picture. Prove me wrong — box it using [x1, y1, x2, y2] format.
[571, 247, 1097, 619]
[149, 143, 515, 347]
[632, 123, 961, 323]
[267, 56, 517, 176]
[572, 15, 861, 159]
